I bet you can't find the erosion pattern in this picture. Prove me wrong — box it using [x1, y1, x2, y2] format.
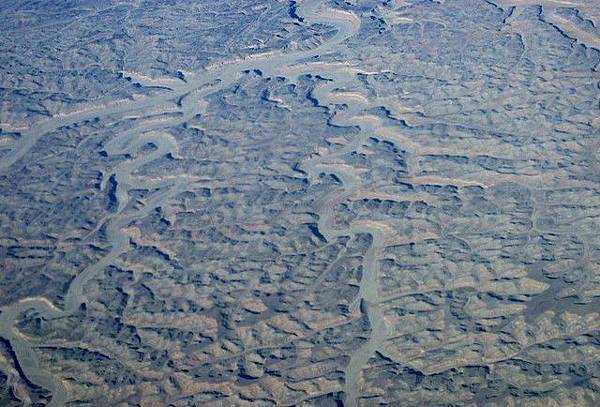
[0, 0, 599, 405]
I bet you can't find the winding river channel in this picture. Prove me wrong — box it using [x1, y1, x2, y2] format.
[0, 1, 403, 405]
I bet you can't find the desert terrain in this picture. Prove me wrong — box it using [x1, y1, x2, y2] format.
[1, 0, 599, 405]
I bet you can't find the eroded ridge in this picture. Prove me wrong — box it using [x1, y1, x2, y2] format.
[0, 1, 363, 405]
[1, 0, 599, 405]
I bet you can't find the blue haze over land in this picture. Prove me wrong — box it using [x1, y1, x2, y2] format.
[0, 0, 599, 405]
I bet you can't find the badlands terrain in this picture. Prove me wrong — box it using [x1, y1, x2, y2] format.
[1, 0, 600, 405]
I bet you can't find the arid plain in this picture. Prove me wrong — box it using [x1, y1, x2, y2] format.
[1, 0, 600, 405]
